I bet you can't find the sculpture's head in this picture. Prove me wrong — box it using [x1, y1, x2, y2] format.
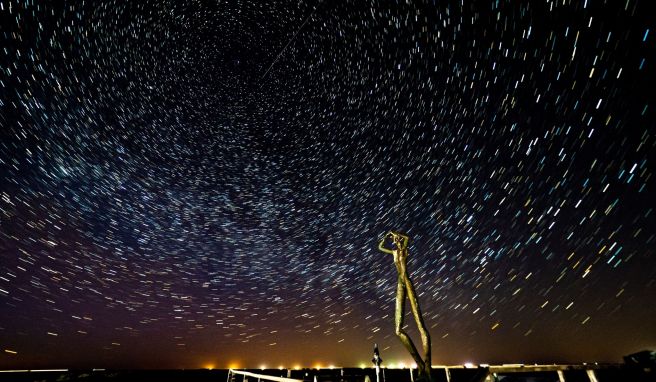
[378, 231, 409, 254]
[388, 231, 408, 249]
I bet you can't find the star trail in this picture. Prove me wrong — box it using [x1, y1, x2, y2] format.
[1, 0, 655, 370]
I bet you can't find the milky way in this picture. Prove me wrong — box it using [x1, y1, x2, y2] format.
[1, 0, 654, 369]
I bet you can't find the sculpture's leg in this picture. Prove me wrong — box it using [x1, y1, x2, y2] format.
[394, 274, 424, 369]
[403, 275, 431, 364]
[402, 271, 432, 382]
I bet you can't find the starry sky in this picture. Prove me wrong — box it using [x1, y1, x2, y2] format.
[1, 0, 655, 370]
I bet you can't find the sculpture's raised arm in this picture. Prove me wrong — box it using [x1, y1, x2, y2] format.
[378, 233, 395, 254]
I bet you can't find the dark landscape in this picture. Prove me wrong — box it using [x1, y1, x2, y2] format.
[1, 362, 656, 382]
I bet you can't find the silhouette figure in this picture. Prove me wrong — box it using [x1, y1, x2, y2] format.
[378, 232, 432, 382]
[372, 343, 383, 382]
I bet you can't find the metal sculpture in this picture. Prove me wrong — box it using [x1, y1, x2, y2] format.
[378, 232, 432, 382]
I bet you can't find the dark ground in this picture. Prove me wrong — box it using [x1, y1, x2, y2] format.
[0, 366, 654, 382]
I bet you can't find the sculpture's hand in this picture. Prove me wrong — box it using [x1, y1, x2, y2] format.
[389, 231, 409, 241]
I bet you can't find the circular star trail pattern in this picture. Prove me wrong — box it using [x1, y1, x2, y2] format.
[1, 0, 655, 369]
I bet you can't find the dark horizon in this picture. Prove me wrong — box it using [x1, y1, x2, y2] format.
[1, 0, 655, 371]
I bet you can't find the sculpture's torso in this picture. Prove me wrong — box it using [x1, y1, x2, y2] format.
[393, 248, 408, 275]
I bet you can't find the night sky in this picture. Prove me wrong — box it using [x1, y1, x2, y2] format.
[1, 0, 655, 370]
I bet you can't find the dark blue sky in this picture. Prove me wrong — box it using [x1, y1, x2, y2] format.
[0, 0, 654, 369]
